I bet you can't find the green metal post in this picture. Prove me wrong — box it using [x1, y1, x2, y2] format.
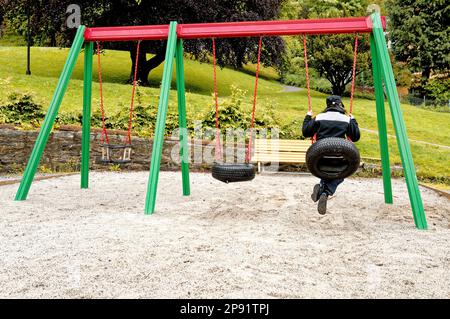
[81, 41, 93, 189]
[370, 34, 393, 204]
[144, 22, 178, 214]
[371, 13, 427, 229]
[175, 39, 191, 196]
[15, 26, 86, 201]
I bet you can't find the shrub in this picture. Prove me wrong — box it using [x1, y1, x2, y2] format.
[201, 85, 278, 136]
[0, 93, 45, 126]
[279, 119, 303, 140]
[89, 100, 180, 137]
[424, 77, 450, 105]
[55, 112, 82, 125]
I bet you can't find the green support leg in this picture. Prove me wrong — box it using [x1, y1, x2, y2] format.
[81, 42, 93, 189]
[371, 13, 427, 229]
[175, 39, 191, 196]
[144, 22, 178, 214]
[370, 34, 393, 204]
[15, 26, 86, 201]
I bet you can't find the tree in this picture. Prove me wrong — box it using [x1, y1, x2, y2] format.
[280, 0, 373, 96]
[305, 0, 372, 96]
[0, 1, 5, 26]
[3, 0, 286, 85]
[312, 35, 370, 96]
[386, 0, 450, 86]
[3, 0, 74, 47]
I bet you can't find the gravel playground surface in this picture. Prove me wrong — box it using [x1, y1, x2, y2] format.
[0, 171, 449, 298]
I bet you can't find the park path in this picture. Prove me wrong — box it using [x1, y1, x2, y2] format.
[282, 84, 303, 93]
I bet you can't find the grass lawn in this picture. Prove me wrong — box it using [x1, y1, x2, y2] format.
[0, 46, 449, 183]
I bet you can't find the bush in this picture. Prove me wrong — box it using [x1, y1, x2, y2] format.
[0, 93, 45, 126]
[279, 119, 303, 140]
[55, 112, 82, 125]
[392, 61, 412, 88]
[310, 77, 332, 95]
[280, 67, 332, 94]
[90, 103, 160, 136]
[424, 77, 450, 105]
[201, 85, 278, 136]
[282, 72, 306, 87]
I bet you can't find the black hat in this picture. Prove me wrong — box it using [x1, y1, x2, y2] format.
[326, 95, 345, 109]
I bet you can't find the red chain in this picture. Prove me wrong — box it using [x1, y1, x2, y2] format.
[303, 34, 312, 113]
[246, 36, 263, 163]
[212, 38, 222, 161]
[349, 35, 359, 115]
[96, 41, 109, 144]
[126, 40, 141, 145]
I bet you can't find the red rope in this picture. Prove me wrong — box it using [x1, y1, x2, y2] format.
[246, 36, 263, 163]
[303, 34, 312, 113]
[126, 40, 141, 145]
[212, 38, 222, 161]
[349, 35, 359, 115]
[96, 41, 109, 144]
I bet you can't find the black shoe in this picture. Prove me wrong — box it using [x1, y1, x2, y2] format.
[318, 193, 328, 215]
[311, 184, 321, 202]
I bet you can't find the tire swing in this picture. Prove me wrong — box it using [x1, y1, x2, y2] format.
[303, 35, 361, 180]
[210, 37, 263, 183]
[96, 40, 141, 164]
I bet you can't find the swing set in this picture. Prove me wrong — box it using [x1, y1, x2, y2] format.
[13, 14, 428, 229]
[96, 40, 142, 164]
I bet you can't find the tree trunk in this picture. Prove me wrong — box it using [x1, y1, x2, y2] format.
[420, 67, 431, 89]
[129, 45, 165, 86]
[331, 77, 347, 96]
[50, 32, 56, 47]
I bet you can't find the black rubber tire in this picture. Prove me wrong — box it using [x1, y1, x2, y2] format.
[306, 137, 360, 180]
[212, 163, 256, 183]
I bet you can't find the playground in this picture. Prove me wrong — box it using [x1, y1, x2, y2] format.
[0, 1, 449, 300]
[0, 171, 449, 298]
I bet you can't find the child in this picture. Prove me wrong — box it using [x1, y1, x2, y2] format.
[302, 95, 361, 215]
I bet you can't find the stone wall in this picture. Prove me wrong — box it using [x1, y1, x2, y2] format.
[0, 125, 221, 173]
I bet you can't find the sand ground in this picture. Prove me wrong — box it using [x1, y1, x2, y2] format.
[0, 171, 449, 298]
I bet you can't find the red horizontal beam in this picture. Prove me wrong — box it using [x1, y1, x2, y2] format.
[84, 16, 386, 42]
[178, 16, 384, 39]
[84, 25, 169, 42]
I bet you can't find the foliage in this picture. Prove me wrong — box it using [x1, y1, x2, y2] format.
[109, 164, 121, 172]
[0, 92, 44, 126]
[38, 165, 53, 174]
[72, 89, 185, 137]
[3, 0, 72, 47]
[0, 0, 5, 26]
[386, 0, 449, 106]
[279, 119, 303, 139]
[281, 67, 332, 94]
[3, 0, 286, 83]
[386, 0, 450, 83]
[201, 85, 278, 136]
[423, 77, 450, 105]
[299, 0, 371, 18]
[392, 60, 413, 88]
[311, 34, 370, 95]
[55, 112, 82, 126]
[279, 0, 372, 95]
